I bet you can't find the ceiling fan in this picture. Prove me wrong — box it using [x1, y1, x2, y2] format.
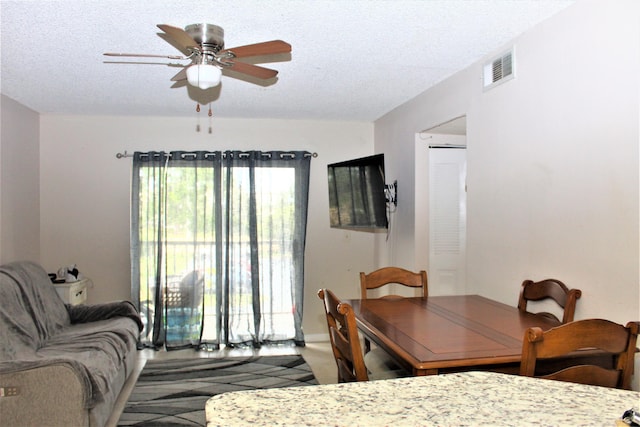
[104, 23, 292, 90]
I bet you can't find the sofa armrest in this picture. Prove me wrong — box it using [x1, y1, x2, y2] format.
[0, 361, 90, 427]
[66, 300, 143, 331]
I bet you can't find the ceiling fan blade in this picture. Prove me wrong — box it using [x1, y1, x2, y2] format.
[104, 52, 186, 60]
[222, 40, 291, 58]
[157, 24, 200, 51]
[226, 61, 279, 80]
[171, 67, 188, 82]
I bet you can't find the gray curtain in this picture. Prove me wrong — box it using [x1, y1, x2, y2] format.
[131, 150, 311, 350]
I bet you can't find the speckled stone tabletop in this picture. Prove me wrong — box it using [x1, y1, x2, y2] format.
[206, 371, 640, 426]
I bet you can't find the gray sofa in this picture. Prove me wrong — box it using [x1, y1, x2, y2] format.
[0, 261, 142, 427]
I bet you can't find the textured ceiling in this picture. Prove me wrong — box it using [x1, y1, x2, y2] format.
[0, 0, 573, 121]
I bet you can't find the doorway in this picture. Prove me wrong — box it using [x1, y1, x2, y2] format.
[414, 117, 467, 295]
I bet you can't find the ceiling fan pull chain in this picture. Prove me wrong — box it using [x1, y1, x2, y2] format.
[208, 104, 213, 134]
[196, 103, 201, 132]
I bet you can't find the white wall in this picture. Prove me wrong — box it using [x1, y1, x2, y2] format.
[39, 115, 375, 336]
[466, 0, 639, 320]
[375, 0, 639, 388]
[0, 95, 40, 263]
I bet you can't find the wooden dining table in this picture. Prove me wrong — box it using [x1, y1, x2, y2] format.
[346, 294, 564, 376]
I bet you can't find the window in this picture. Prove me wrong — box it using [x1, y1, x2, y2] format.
[131, 151, 312, 349]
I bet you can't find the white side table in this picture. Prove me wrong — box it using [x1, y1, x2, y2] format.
[53, 278, 91, 305]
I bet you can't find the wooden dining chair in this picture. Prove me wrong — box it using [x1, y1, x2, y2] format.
[520, 318, 640, 389]
[359, 266, 428, 352]
[517, 279, 582, 324]
[317, 288, 407, 383]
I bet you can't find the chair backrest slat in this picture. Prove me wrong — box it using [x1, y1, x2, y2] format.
[541, 365, 621, 388]
[360, 267, 428, 299]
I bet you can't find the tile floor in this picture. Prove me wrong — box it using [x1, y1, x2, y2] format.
[105, 341, 337, 427]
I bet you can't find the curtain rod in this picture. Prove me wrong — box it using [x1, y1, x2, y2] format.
[116, 150, 318, 159]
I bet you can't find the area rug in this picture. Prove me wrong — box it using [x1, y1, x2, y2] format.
[118, 355, 318, 426]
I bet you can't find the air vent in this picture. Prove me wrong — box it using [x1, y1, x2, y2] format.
[483, 48, 515, 90]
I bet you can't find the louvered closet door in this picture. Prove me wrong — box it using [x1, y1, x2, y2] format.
[429, 144, 467, 295]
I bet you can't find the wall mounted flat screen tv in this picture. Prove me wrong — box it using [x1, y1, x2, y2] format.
[327, 154, 388, 230]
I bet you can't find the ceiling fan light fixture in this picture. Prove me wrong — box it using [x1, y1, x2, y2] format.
[186, 64, 222, 89]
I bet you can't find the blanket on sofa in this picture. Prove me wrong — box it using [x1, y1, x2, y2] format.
[68, 301, 143, 330]
[0, 261, 142, 408]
